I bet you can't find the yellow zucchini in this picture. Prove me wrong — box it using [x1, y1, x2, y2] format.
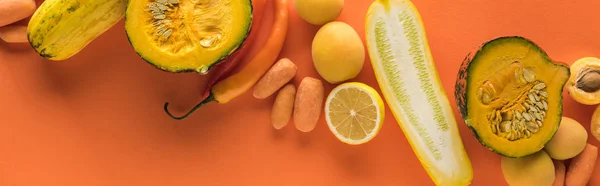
[27, 0, 128, 61]
[364, 0, 473, 185]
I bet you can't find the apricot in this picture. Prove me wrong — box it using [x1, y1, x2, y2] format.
[566, 57, 600, 105]
[590, 104, 600, 142]
[501, 150, 555, 186]
[293, 0, 343, 25]
[544, 116, 588, 160]
[312, 21, 364, 84]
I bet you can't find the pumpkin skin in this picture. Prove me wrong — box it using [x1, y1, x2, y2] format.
[124, 0, 253, 74]
[454, 36, 570, 158]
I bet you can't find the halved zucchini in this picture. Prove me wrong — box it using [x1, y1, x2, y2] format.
[364, 0, 473, 185]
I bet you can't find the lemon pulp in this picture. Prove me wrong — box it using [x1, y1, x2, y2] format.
[325, 82, 385, 145]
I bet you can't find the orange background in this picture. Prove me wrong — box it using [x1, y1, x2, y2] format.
[1, 0, 600, 185]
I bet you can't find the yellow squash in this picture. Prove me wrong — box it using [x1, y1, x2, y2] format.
[27, 0, 128, 61]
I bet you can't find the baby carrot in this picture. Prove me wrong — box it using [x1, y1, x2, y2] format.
[553, 160, 566, 186]
[253, 58, 297, 99]
[0, 25, 28, 43]
[271, 84, 296, 129]
[566, 143, 598, 186]
[164, 0, 290, 120]
[0, 0, 36, 27]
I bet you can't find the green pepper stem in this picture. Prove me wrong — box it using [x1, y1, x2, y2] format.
[164, 93, 217, 120]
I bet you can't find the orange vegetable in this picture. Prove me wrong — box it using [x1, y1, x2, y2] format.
[203, 0, 267, 95]
[271, 84, 296, 129]
[253, 58, 297, 99]
[553, 160, 566, 186]
[566, 143, 598, 186]
[164, 0, 290, 120]
[293, 77, 324, 132]
[0, 25, 28, 43]
[0, 0, 36, 27]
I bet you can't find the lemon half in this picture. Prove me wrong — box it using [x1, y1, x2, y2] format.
[325, 82, 385, 145]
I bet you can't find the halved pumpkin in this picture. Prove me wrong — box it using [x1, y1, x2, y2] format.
[454, 36, 570, 158]
[125, 0, 253, 73]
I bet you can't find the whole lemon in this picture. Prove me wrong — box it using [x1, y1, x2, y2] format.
[294, 0, 344, 25]
[312, 21, 365, 84]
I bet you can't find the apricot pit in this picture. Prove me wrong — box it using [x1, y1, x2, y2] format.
[567, 57, 600, 105]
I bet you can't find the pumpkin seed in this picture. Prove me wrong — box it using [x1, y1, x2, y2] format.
[157, 27, 166, 35]
[515, 111, 522, 120]
[488, 112, 495, 121]
[162, 29, 172, 38]
[152, 20, 162, 27]
[523, 67, 535, 83]
[200, 36, 217, 48]
[157, 4, 169, 10]
[523, 112, 532, 121]
[528, 93, 536, 103]
[534, 83, 546, 90]
[511, 121, 518, 131]
[542, 101, 548, 110]
[529, 105, 538, 112]
[480, 89, 493, 104]
[527, 121, 540, 133]
[539, 91, 548, 98]
[534, 101, 544, 109]
[506, 132, 514, 141]
[524, 130, 531, 138]
[496, 111, 502, 121]
[523, 102, 530, 109]
[154, 14, 166, 19]
[535, 112, 543, 120]
[501, 121, 511, 133]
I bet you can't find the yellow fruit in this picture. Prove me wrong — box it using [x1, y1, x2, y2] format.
[566, 57, 600, 105]
[312, 21, 365, 84]
[591, 104, 600, 142]
[543, 117, 588, 160]
[501, 150, 555, 186]
[293, 0, 343, 25]
[324, 82, 384, 145]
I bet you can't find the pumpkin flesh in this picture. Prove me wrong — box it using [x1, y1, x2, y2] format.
[125, 0, 253, 73]
[455, 36, 570, 158]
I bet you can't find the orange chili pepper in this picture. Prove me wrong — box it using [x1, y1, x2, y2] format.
[203, 0, 267, 95]
[164, 0, 290, 120]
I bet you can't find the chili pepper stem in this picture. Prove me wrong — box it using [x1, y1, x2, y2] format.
[164, 93, 217, 120]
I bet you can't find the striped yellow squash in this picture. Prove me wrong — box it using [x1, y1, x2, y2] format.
[27, 0, 128, 61]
